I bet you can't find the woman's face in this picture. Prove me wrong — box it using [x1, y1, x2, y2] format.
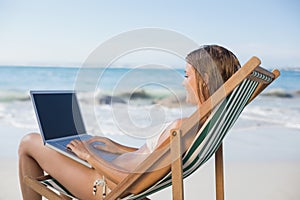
[182, 63, 199, 105]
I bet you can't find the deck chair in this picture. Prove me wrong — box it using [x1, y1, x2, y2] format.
[24, 56, 280, 200]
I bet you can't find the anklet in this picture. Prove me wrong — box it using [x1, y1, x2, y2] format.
[93, 176, 106, 196]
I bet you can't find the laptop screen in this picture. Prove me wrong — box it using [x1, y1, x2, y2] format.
[31, 92, 86, 141]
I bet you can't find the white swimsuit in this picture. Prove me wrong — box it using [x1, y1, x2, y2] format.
[146, 122, 172, 152]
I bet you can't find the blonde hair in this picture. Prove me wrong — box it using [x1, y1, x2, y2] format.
[186, 45, 240, 102]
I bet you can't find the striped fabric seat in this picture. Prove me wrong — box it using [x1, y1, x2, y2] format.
[40, 176, 75, 199]
[125, 69, 273, 200]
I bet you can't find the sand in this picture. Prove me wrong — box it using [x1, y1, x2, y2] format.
[2, 159, 300, 200]
[0, 159, 22, 200]
[1, 123, 300, 199]
[151, 161, 300, 200]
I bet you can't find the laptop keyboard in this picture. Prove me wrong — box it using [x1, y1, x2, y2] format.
[59, 134, 92, 147]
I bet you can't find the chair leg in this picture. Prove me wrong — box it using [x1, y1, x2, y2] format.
[171, 129, 184, 200]
[215, 143, 225, 200]
[24, 176, 66, 200]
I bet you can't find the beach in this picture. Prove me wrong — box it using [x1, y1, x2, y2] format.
[0, 66, 300, 199]
[1, 0, 300, 198]
[1, 122, 300, 199]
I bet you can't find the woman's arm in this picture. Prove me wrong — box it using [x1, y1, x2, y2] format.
[67, 119, 185, 177]
[111, 119, 185, 171]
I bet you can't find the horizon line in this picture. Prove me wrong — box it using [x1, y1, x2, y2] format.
[0, 64, 299, 71]
[0, 64, 186, 70]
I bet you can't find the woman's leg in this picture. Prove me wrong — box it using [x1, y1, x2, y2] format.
[18, 133, 44, 200]
[18, 133, 101, 200]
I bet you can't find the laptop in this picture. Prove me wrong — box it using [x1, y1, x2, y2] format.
[30, 90, 118, 168]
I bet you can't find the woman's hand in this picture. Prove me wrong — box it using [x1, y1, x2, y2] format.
[87, 136, 124, 154]
[66, 139, 91, 161]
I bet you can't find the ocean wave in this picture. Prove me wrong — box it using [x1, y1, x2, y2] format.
[22, 89, 184, 107]
[119, 89, 152, 99]
[0, 91, 30, 102]
[93, 89, 186, 107]
[261, 88, 300, 98]
[282, 67, 300, 72]
[241, 103, 300, 130]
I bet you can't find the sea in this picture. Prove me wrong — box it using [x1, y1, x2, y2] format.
[0, 66, 300, 155]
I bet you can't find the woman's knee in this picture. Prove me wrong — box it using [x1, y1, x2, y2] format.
[18, 133, 41, 156]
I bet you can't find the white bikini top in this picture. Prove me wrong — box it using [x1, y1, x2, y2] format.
[146, 122, 172, 152]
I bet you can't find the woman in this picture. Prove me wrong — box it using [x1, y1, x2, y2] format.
[18, 45, 240, 200]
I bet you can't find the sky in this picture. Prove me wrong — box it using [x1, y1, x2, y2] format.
[0, 0, 299, 69]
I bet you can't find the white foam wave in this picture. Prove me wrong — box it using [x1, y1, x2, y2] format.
[241, 103, 300, 130]
[0, 90, 30, 102]
[1, 88, 299, 137]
